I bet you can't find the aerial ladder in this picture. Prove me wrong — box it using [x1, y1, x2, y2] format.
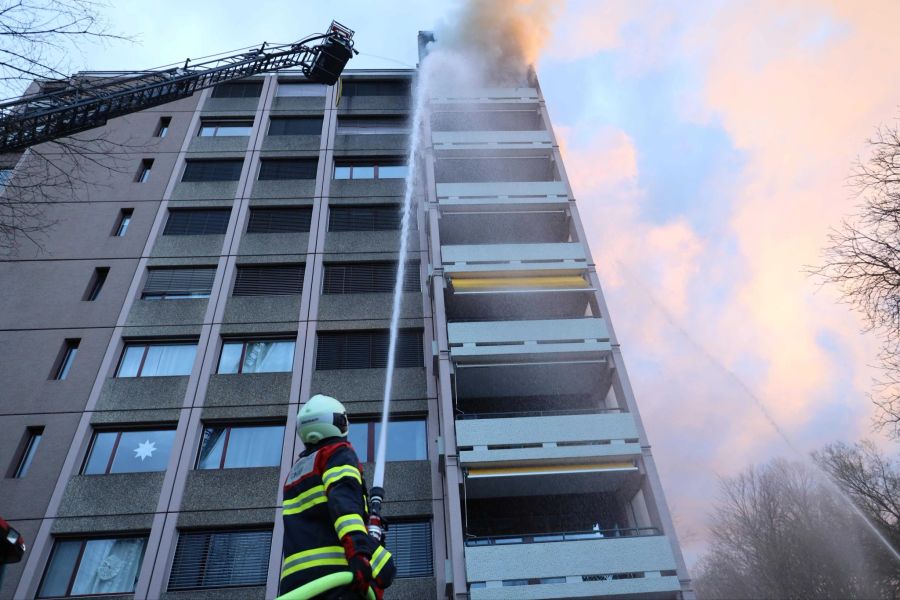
[0, 20, 356, 152]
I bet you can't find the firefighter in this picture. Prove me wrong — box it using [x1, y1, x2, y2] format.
[279, 394, 396, 600]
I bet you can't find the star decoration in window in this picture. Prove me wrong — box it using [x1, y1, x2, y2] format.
[134, 440, 156, 461]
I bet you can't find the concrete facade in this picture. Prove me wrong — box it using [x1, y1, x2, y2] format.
[0, 55, 690, 600]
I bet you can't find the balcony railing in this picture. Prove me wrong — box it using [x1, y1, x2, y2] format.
[432, 129, 553, 151]
[457, 407, 623, 420]
[441, 242, 587, 273]
[436, 181, 569, 209]
[448, 317, 610, 362]
[465, 527, 661, 546]
[430, 87, 539, 104]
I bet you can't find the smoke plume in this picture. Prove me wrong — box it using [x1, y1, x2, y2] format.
[430, 0, 561, 85]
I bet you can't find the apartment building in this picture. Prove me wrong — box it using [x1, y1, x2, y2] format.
[0, 45, 691, 600]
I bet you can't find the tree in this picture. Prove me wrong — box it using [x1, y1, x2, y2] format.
[693, 458, 895, 599]
[813, 122, 900, 437]
[0, 0, 131, 252]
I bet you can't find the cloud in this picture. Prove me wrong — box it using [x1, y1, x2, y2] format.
[549, 0, 899, 565]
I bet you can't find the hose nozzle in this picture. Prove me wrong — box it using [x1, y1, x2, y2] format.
[368, 486, 385, 543]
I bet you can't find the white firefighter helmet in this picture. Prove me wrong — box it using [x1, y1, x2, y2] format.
[297, 394, 349, 444]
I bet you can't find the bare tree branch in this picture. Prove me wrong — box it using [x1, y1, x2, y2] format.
[810, 121, 900, 437]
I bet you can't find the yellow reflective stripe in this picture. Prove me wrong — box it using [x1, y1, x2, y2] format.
[322, 465, 361, 489]
[371, 546, 391, 578]
[281, 546, 348, 580]
[334, 514, 367, 539]
[284, 485, 325, 508]
[283, 494, 327, 516]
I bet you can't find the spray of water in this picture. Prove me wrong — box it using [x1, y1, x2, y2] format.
[372, 63, 432, 490]
[617, 260, 900, 565]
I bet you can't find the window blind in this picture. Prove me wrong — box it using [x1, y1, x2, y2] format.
[387, 521, 433, 578]
[167, 530, 271, 590]
[182, 160, 243, 182]
[342, 80, 410, 97]
[322, 262, 419, 294]
[315, 330, 422, 370]
[164, 209, 231, 235]
[246, 207, 312, 234]
[258, 159, 318, 181]
[210, 81, 263, 98]
[328, 206, 412, 232]
[233, 265, 304, 296]
[143, 268, 216, 296]
[269, 117, 323, 136]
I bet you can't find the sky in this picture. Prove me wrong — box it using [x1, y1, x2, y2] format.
[66, 0, 900, 567]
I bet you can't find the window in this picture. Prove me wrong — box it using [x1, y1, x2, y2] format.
[337, 116, 410, 135]
[276, 82, 326, 97]
[218, 339, 294, 374]
[52, 339, 79, 380]
[38, 537, 147, 597]
[341, 80, 410, 97]
[136, 159, 153, 183]
[315, 330, 422, 370]
[211, 81, 263, 98]
[323, 262, 419, 294]
[12, 426, 43, 478]
[116, 343, 197, 377]
[386, 521, 432, 578]
[233, 265, 304, 296]
[142, 267, 215, 300]
[182, 159, 243, 182]
[155, 117, 171, 138]
[198, 119, 254, 137]
[82, 428, 176, 474]
[197, 424, 284, 469]
[328, 205, 408, 232]
[168, 530, 271, 590]
[163, 209, 231, 236]
[348, 419, 426, 462]
[113, 209, 133, 236]
[258, 158, 318, 181]
[246, 207, 312, 234]
[268, 117, 323, 136]
[333, 161, 407, 180]
[83, 267, 109, 301]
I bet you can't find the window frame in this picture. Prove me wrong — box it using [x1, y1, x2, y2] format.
[267, 116, 323, 136]
[115, 342, 197, 378]
[155, 117, 171, 138]
[113, 209, 133, 237]
[348, 418, 427, 463]
[197, 119, 254, 137]
[232, 264, 305, 297]
[216, 338, 295, 374]
[12, 426, 44, 478]
[52, 339, 80, 380]
[181, 159, 244, 182]
[81, 426, 177, 475]
[37, 535, 148, 598]
[163, 208, 231, 236]
[322, 261, 420, 294]
[167, 529, 272, 591]
[83, 267, 109, 301]
[135, 159, 153, 183]
[333, 161, 408, 180]
[246, 206, 313, 234]
[257, 158, 319, 181]
[210, 81, 263, 99]
[141, 267, 216, 301]
[195, 422, 285, 470]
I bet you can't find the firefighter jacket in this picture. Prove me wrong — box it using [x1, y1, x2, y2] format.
[280, 437, 396, 599]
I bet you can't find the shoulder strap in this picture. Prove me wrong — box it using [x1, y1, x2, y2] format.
[314, 440, 351, 473]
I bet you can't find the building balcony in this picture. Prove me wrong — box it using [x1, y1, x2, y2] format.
[432, 130, 552, 153]
[447, 317, 610, 363]
[441, 242, 587, 274]
[436, 181, 569, 209]
[431, 87, 539, 107]
[465, 535, 681, 599]
[456, 412, 640, 468]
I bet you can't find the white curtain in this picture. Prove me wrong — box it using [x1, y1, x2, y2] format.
[243, 341, 294, 373]
[223, 426, 283, 468]
[144, 344, 196, 376]
[70, 538, 145, 595]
